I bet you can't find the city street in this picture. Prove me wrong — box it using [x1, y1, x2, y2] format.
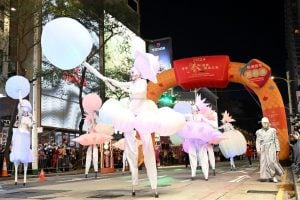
[0, 160, 295, 200]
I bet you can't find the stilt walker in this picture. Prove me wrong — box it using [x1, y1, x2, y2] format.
[5, 75, 33, 186]
[218, 110, 247, 171]
[177, 94, 223, 181]
[72, 93, 113, 178]
[91, 51, 185, 198]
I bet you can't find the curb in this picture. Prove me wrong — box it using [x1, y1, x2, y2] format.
[291, 167, 299, 200]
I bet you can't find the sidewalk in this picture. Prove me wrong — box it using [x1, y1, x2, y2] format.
[292, 168, 300, 200]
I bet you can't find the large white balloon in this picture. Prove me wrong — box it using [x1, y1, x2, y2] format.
[5, 75, 30, 99]
[41, 17, 93, 70]
[156, 107, 186, 136]
[99, 99, 121, 125]
[173, 101, 192, 115]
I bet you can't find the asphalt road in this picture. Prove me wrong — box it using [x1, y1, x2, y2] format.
[0, 159, 296, 200]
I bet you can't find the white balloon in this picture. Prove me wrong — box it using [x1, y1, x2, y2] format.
[41, 17, 93, 70]
[5, 75, 30, 99]
[173, 101, 192, 115]
[99, 99, 121, 125]
[156, 107, 186, 136]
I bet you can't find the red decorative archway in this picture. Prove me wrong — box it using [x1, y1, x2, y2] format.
[147, 56, 289, 160]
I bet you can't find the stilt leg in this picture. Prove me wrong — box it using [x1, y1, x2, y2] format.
[23, 163, 28, 186]
[154, 189, 159, 198]
[14, 163, 18, 185]
[132, 185, 135, 196]
[85, 145, 92, 177]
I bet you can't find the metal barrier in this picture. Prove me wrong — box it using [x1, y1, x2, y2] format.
[0, 153, 75, 175]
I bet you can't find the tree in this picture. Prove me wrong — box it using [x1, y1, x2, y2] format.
[0, 0, 139, 171]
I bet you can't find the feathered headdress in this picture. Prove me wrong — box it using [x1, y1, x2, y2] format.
[221, 110, 235, 124]
[204, 106, 217, 121]
[193, 94, 209, 113]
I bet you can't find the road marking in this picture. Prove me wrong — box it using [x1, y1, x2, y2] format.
[276, 168, 288, 200]
[93, 178, 111, 182]
[158, 175, 167, 178]
[56, 178, 88, 183]
[125, 178, 147, 182]
[223, 170, 247, 174]
[229, 175, 250, 182]
[125, 175, 167, 183]
[181, 179, 191, 183]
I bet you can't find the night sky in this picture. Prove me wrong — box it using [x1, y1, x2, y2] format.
[139, 0, 286, 133]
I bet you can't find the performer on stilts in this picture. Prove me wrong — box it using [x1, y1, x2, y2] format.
[10, 98, 33, 186]
[85, 51, 185, 198]
[218, 110, 247, 170]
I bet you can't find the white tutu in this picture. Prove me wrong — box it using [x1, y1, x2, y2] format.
[10, 128, 33, 164]
[219, 129, 247, 158]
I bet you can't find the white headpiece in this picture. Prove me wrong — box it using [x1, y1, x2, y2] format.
[133, 50, 160, 83]
[261, 117, 269, 123]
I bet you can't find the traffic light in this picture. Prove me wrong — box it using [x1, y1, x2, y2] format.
[158, 94, 176, 108]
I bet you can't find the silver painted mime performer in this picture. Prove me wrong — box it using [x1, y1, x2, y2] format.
[255, 117, 284, 182]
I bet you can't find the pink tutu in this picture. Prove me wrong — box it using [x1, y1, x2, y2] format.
[72, 133, 113, 146]
[178, 121, 222, 143]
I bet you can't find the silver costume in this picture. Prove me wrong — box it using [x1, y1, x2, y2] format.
[256, 127, 284, 180]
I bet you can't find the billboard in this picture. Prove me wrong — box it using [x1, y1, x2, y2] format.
[104, 12, 145, 70]
[146, 37, 173, 72]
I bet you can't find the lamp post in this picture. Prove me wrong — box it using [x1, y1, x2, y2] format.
[271, 71, 293, 132]
[271, 71, 293, 116]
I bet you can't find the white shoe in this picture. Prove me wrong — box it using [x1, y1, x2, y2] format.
[273, 177, 278, 183]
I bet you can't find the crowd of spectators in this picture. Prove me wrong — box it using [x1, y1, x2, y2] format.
[37, 143, 79, 172]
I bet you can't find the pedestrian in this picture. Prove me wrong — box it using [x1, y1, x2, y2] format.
[246, 144, 252, 166]
[255, 117, 284, 182]
[290, 132, 300, 182]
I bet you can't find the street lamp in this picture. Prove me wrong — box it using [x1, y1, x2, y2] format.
[271, 71, 294, 133]
[271, 71, 293, 116]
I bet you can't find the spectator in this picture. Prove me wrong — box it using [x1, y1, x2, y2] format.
[290, 132, 300, 182]
[246, 144, 252, 166]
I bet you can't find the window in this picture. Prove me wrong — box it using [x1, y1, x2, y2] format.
[127, 0, 138, 13]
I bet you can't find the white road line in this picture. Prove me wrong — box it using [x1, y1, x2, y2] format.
[181, 179, 191, 183]
[56, 178, 87, 183]
[93, 178, 111, 182]
[223, 170, 247, 174]
[125, 178, 147, 182]
[158, 175, 167, 178]
[229, 175, 250, 182]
